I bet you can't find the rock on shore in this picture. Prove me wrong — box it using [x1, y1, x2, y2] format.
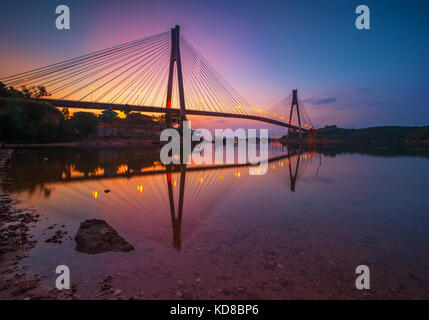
[75, 219, 134, 254]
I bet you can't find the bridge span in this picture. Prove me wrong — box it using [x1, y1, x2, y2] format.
[41, 99, 304, 131]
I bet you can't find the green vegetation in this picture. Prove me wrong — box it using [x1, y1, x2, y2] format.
[406, 126, 429, 141]
[126, 112, 148, 121]
[69, 112, 98, 137]
[154, 111, 185, 130]
[0, 97, 62, 143]
[0, 97, 99, 144]
[0, 82, 99, 144]
[0, 81, 50, 99]
[309, 125, 429, 145]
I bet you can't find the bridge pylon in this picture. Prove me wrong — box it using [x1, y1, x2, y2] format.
[288, 89, 302, 137]
[166, 25, 187, 118]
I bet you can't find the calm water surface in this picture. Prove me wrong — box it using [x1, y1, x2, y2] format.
[6, 144, 429, 299]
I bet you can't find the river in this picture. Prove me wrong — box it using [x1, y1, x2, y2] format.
[5, 143, 429, 299]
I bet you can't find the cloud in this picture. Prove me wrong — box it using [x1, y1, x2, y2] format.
[303, 96, 337, 105]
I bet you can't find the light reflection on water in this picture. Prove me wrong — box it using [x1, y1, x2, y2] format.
[6, 144, 429, 299]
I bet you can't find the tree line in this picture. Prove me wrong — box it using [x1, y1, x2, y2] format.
[313, 125, 429, 144]
[0, 82, 98, 145]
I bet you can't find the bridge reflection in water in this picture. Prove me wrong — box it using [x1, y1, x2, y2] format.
[164, 147, 316, 250]
[7, 143, 318, 251]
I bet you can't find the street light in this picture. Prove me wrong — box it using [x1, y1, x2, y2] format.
[90, 86, 95, 102]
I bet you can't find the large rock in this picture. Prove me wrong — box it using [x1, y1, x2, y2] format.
[75, 219, 134, 254]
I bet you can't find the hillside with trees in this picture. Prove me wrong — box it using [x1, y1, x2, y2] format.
[0, 82, 100, 145]
[307, 125, 429, 145]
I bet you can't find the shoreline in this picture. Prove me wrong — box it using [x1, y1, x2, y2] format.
[4, 137, 161, 148]
[281, 137, 429, 145]
[0, 149, 73, 300]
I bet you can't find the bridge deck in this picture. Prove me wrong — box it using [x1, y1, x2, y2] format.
[42, 99, 306, 131]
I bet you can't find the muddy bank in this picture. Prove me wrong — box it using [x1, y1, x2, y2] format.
[0, 149, 73, 300]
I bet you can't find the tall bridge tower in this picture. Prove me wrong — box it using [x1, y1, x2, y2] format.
[288, 89, 302, 136]
[166, 25, 187, 118]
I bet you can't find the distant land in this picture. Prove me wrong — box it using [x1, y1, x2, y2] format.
[282, 125, 429, 146]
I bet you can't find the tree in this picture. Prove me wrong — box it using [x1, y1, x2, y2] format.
[0, 83, 50, 99]
[34, 85, 50, 98]
[126, 112, 146, 121]
[154, 111, 185, 130]
[57, 119, 75, 142]
[19, 85, 50, 99]
[36, 119, 58, 142]
[21, 85, 32, 98]
[0, 82, 10, 97]
[71, 112, 98, 137]
[61, 107, 70, 120]
[0, 109, 26, 143]
[7, 86, 24, 98]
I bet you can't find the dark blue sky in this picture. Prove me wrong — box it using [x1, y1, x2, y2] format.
[0, 0, 428, 128]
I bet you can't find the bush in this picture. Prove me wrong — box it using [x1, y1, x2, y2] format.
[0, 97, 65, 143]
[0, 98, 62, 143]
[0, 82, 10, 97]
[57, 119, 76, 142]
[0, 109, 26, 142]
[36, 119, 58, 142]
[0, 87, 104, 143]
[0, 97, 62, 122]
[70, 112, 98, 137]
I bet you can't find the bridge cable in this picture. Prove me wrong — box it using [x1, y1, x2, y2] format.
[0, 31, 169, 84]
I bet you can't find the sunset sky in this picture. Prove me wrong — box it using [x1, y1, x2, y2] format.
[0, 0, 428, 133]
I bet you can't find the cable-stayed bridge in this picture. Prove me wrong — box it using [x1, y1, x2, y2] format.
[1, 25, 312, 132]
